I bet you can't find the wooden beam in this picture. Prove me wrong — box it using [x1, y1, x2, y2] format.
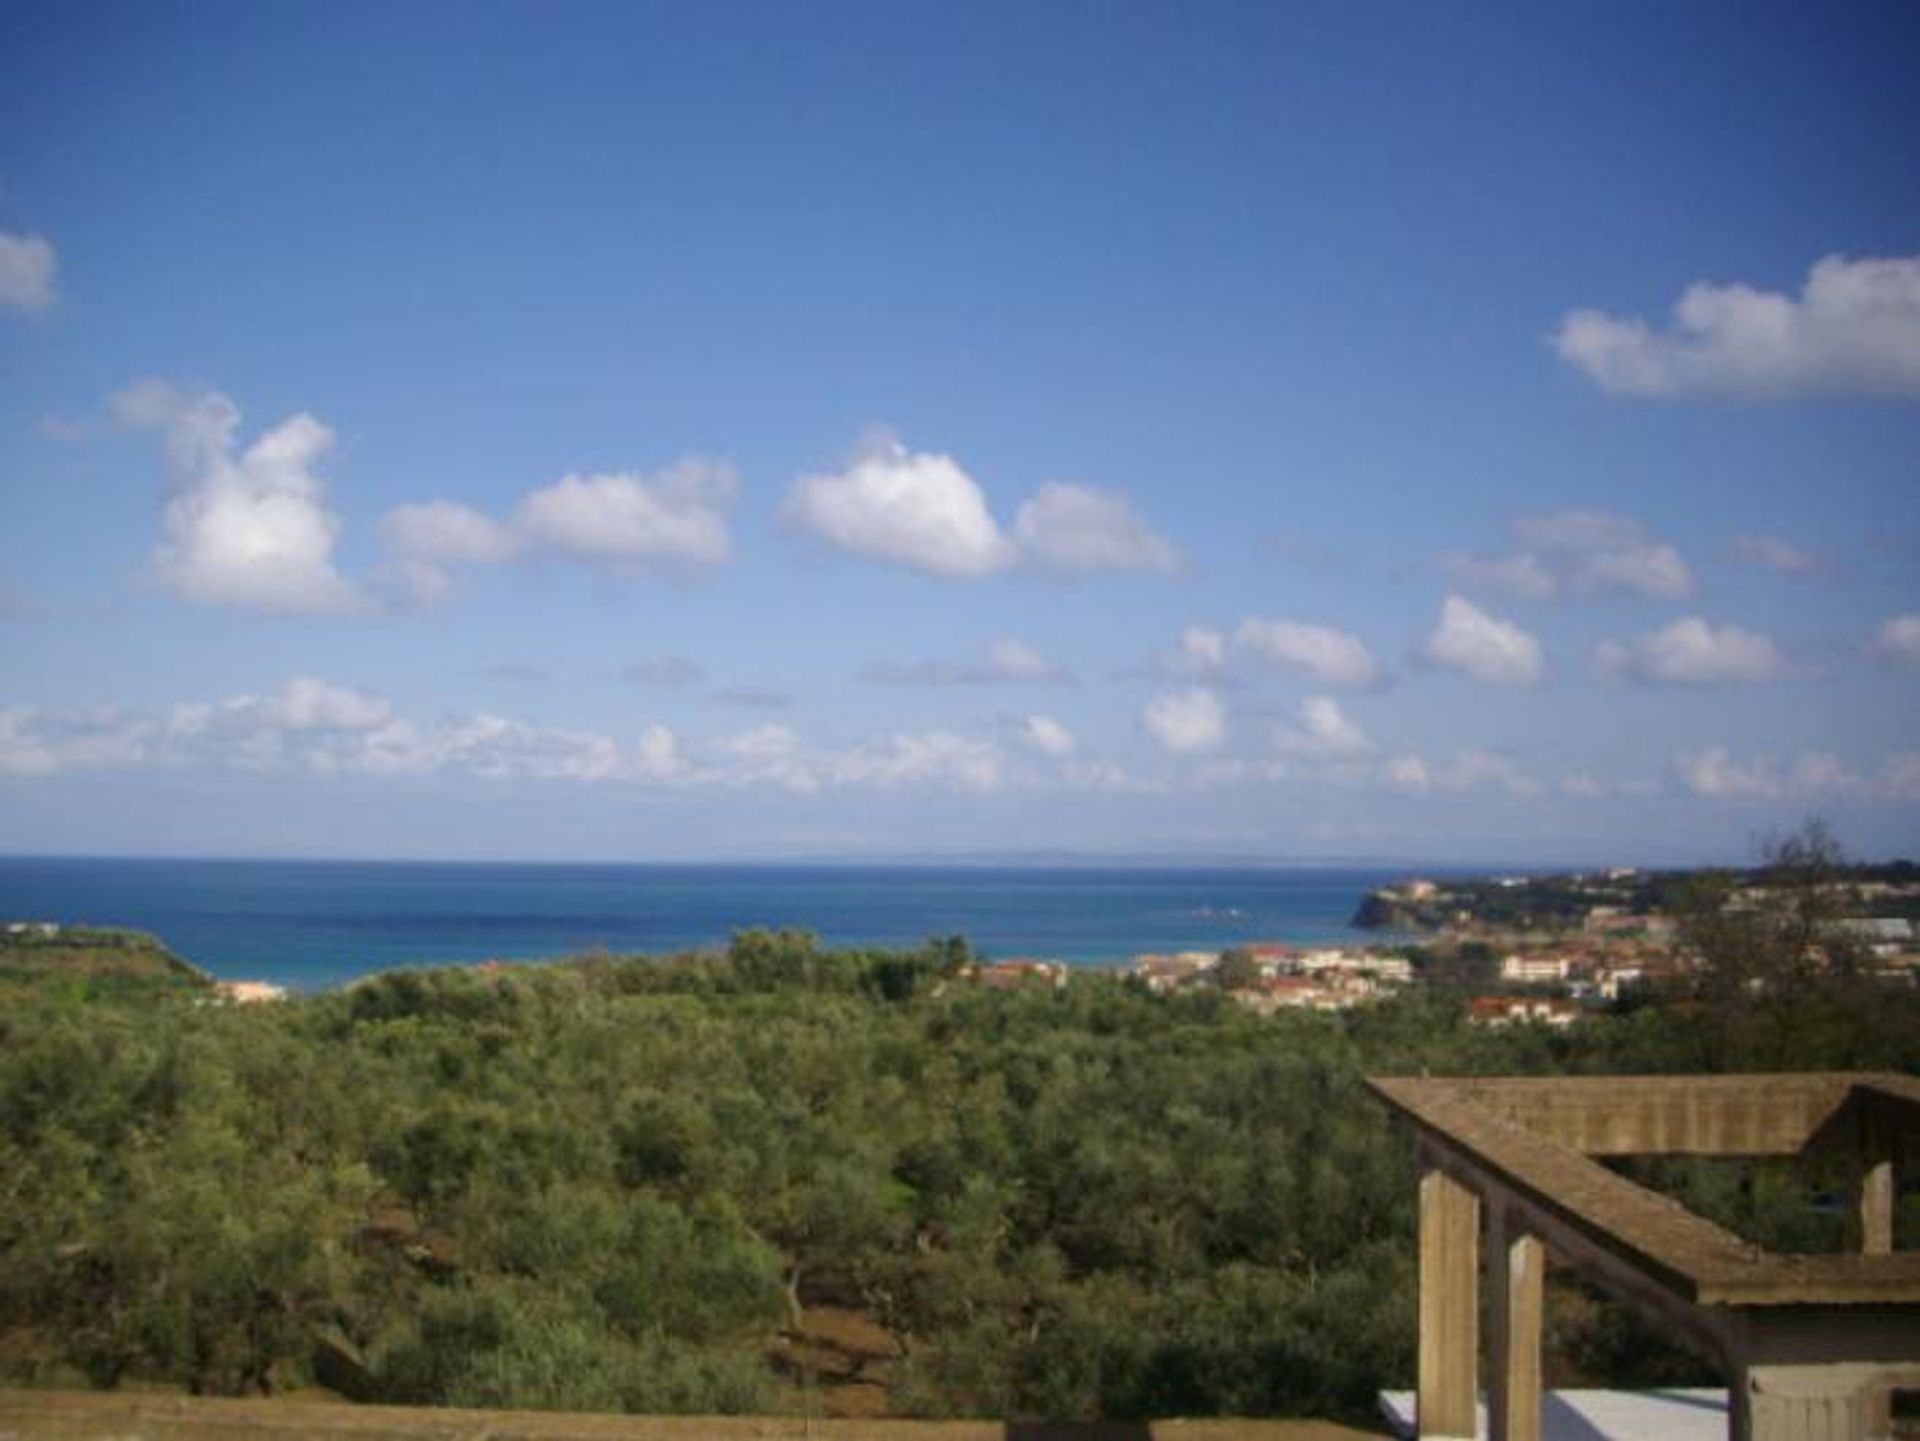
[1443, 1075, 1857, 1157]
[1369, 1076, 1920, 1307]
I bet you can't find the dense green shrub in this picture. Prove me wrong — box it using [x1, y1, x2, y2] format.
[1, 924, 1914, 1418]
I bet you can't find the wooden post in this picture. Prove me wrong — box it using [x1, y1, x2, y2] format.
[1845, 1103, 1895, 1259]
[1738, 1363, 1912, 1440]
[1858, 1157, 1893, 1258]
[1487, 1204, 1544, 1441]
[1853, 1112, 1895, 1436]
[1419, 1166, 1480, 1439]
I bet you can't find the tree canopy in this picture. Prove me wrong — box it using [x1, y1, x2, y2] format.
[0, 912, 1914, 1421]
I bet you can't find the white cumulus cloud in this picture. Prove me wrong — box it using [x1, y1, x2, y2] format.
[1143, 687, 1225, 754]
[1421, 595, 1544, 685]
[514, 462, 736, 567]
[1234, 618, 1382, 688]
[117, 383, 365, 615]
[1596, 617, 1784, 685]
[1013, 482, 1181, 574]
[786, 430, 1177, 579]
[785, 432, 1015, 577]
[0, 231, 57, 311]
[1556, 253, 1920, 399]
[383, 461, 736, 602]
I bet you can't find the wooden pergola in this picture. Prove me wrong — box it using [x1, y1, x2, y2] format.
[1368, 1074, 1920, 1441]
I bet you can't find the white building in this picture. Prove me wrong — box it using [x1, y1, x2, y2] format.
[1500, 953, 1573, 985]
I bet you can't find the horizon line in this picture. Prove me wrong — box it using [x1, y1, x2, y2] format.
[0, 846, 1835, 874]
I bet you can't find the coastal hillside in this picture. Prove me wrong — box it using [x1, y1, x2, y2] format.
[0, 923, 213, 1002]
[1351, 861, 1920, 933]
[1, 923, 1915, 1425]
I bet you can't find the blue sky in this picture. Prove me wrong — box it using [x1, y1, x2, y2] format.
[2, 0, 1917, 865]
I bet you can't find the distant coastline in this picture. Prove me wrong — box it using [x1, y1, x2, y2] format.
[0, 855, 1412, 992]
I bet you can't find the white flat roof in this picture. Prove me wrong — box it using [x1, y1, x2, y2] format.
[1378, 1388, 1727, 1440]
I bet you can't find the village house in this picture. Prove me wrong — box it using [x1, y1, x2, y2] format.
[1232, 973, 1357, 1014]
[1595, 962, 1644, 1000]
[1498, 952, 1574, 985]
[1467, 995, 1581, 1028]
[1130, 951, 1217, 992]
[968, 958, 1067, 991]
[1827, 916, 1915, 959]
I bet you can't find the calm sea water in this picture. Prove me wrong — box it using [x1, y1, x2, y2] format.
[0, 856, 1420, 992]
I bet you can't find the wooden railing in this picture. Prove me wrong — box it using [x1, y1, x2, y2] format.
[1368, 1073, 1920, 1441]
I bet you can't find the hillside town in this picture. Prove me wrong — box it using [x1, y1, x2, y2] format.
[961, 862, 1920, 1025]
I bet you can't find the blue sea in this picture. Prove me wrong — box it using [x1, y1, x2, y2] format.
[0, 856, 1420, 992]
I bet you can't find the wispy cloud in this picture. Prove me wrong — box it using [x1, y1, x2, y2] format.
[713, 687, 792, 710]
[473, 661, 551, 684]
[1732, 533, 1822, 577]
[1444, 510, 1692, 605]
[1873, 614, 1920, 668]
[1159, 626, 1227, 678]
[0, 677, 1026, 796]
[1511, 509, 1692, 600]
[625, 655, 705, 689]
[1382, 749, 1539, 798]
[1676, 746, 1857, 800]
[1441, 552, 1558, 602]
[863, 637, 1066, 686]
[1272, 695, 1375, 761]
[1015, 714, 1076, 759]
[0, 230, 56, 311]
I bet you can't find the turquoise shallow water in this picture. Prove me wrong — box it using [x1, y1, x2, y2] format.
[0, 856, 1432, 992]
